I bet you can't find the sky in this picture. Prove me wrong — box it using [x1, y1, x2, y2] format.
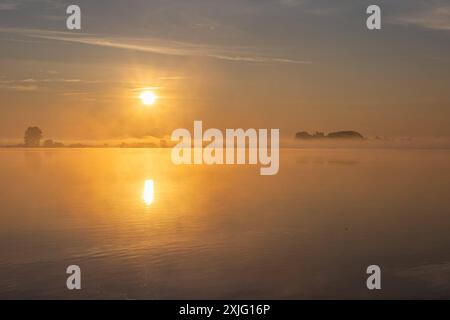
[0, 0, 449, 143]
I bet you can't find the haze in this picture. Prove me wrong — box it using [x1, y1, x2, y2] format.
[0, 0, 449, 144]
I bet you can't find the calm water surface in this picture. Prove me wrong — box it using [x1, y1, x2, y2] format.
[1, 148, 450, 299]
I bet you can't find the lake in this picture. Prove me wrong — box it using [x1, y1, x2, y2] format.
[1, 148, 450, 299]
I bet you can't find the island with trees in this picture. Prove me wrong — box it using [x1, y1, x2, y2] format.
[295, 131, 364, 140]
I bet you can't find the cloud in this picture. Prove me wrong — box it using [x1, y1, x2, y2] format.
[0, 79, 37, 91]
[0, 27, 312, 65]
[0, 0, 58, 11]
[0, 84, 37, 91]
[0, 2, 19, 10]
[279, 0, 305, 7]
[395, 4, 450, 31]
[278, 0, 346, 16]
[0, 78, 82, 84]
[0, 78, 85, 91]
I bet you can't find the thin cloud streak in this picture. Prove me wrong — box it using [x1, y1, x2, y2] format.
[0, 3, 19, 10]
[395, 5, 450, 31]
[0, 84, 37, 91]
[0, 27, 312, 65]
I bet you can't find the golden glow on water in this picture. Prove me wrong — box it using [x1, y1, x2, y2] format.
[143, 179, 154, 205]
[2, 149, 450, 299]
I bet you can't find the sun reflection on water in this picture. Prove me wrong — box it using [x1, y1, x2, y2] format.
[143, 179, 154, 205]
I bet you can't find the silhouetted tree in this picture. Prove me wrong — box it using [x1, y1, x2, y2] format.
[43, 139, 54, 147]
[24, 127, 43, 147]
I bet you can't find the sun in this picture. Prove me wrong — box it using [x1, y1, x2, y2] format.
[140, 91, 157, 106]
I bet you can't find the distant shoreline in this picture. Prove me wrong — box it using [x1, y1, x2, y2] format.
[2, 144, 450, 151]
[0, 145, 172, 149]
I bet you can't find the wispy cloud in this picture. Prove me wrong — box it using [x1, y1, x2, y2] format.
[0, 77, 84, 91]
[0, 83, 37, 91]
[279, 0, 305, 8]
[395, 4, 450, 31]
[0, 76, 189, 95]
[278, 0, 346, 16]
[0, 0, 62, 10]
[0, 27, 312, 65]
[0, 3, 18, 10]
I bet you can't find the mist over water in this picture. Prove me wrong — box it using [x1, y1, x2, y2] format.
[0, 148, 450, 299]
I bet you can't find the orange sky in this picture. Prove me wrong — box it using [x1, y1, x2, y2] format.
[1, 0, 449, 143]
